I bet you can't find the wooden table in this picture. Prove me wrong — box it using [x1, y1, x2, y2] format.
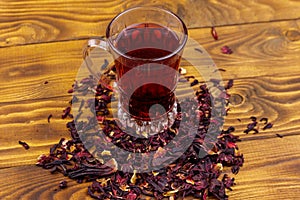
[1, 1, 300, 199]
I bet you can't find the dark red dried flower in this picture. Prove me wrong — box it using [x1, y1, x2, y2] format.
[263, 123, 273, 130]
[59, 180, 68, 189]
[260, 117, 268, 124]
[191, 79, 199, 86]
[19, 141, 30, 150]
[244, 117, 274, 134]
[62, 107, 71, 119]
[211, 27, 218, 40]
[225, 79, 234, 90]
[68, 89, 74, 93]
[221, 46, 233, 54]
[250, 116, 257, 122]
[47, 114, 53, 123]
[216, 68, 226, 72]
[244, 121, 258, 134]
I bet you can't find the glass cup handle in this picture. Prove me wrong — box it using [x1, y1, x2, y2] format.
[83, 38, 109, 79]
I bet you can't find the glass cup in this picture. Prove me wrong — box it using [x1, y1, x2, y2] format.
[83, 7, 188, 135]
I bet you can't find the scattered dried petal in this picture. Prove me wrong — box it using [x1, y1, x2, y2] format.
[225, 79, 234, 90]
[244, 121, 258, 134]
[59, 180, 67, 189]
[48, 114, 53, 123]
[260, 117, 268, 124]
[190, 79, 199, 86]
[62, 107, 71, 119]
[263, 123, 273, 130]
[214, 68, 226, 72]
[221, 46, 233, 54]
[19, 141, 30, 150]
[68, 89, 74, 93]
[222, 174, 235, 191]
[211, 27, 218, 40]
[250, 116, 257, 122]
[185, 75, 195, 81]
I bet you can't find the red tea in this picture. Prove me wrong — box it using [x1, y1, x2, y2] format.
[114, 23, 183, 120]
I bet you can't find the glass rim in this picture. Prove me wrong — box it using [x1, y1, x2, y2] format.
[106, 6, 188, 62]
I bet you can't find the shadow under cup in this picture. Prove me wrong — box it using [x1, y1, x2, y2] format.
[106, 7, 188, 126]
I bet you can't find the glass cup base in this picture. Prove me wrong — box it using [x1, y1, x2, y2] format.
[116, 101, 178, 138]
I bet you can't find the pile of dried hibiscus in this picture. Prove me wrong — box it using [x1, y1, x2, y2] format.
[36, 68, 244, 200]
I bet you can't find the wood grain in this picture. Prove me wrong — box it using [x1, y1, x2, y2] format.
[1, 0, 300, 199]
[0, 40, 83, 103]
[0, 0, 299, 47]
[0, 166, 92, 200]
[229, 134, 300, 200]
[0, 19, 299, 104]
[188, 19, 300, 79]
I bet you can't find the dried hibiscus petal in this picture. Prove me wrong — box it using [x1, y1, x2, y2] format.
[263, 123, 273, 130]
[67, 88, 74, 93]
[191, 79, 199, 86]
[260, 117, 268, 124]
[222, 174, 235, 191]
[244, 121, 258, 134]
[62, 107, 71, 119]
[19, 141, 30, 150]
[59, 180, 68, 189]
[250, 116, 257, 122]
[47, 114, 53, 123]
[221, 46, 233, 54]
[211, 27, 218, 40]
[225, 79, 234, 90]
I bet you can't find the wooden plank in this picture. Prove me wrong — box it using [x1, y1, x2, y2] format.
[0, 0, 300, 47]
[0, 19, 299, 104]
[0, 96, 73, 168]
[0, 166, 92, 200]
[0, 133, 299, 200]
[188, 19, 300, 79]
[0, 40, 83, 103]
[229, 134, 300, 200]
